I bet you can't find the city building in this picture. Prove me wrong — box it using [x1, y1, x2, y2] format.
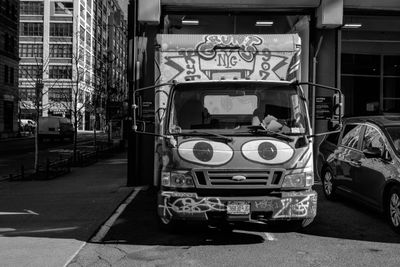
[19, 0, 127, 131]
[0, 0, 19, 138]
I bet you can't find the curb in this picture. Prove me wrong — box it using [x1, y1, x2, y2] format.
[90, 186, 146, 243]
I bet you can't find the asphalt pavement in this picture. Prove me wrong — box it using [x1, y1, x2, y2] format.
[0, 151, 133, 267]
[69, 185, 400, 267]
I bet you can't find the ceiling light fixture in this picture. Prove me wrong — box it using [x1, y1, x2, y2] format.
[182, 19, 199, 26]
[342, 23, 362, 29]
[255, 21, 274, 27]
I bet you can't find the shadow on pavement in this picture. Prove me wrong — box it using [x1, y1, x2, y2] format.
[100, 185, 400, 247]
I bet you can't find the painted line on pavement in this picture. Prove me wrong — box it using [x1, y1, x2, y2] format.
[90, 186, 146, 243]
[63, 242, 86, 267]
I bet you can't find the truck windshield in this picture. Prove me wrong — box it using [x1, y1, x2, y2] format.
[168, 82, 309, 135]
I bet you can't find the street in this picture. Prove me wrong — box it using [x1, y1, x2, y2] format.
[69, 185, 400, 267]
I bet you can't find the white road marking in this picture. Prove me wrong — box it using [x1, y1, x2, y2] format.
[90, 186, 146, 243]
[264, 232, 276, 241]
[0, 209, 39, 215]
[62, 242, 86, 267]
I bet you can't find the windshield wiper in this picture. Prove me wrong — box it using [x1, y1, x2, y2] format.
[249, 124, 294, 142]
[183, 130, 233, 143]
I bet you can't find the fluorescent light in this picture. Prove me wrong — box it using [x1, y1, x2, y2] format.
[343, 23, 362, 29]
[182, 19, 199, 26]
[255, 21, 274, 27]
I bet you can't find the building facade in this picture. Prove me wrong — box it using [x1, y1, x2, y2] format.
[19, 0, 127, 131]
[0, 0, 19, 138]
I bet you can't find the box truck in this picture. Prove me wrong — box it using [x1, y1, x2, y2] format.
[134, 34, 342, 229]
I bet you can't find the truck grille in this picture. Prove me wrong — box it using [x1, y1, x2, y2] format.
[193, 169, 284, 189]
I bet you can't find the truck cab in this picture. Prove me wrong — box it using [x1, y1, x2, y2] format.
[157, 80, 316, 227]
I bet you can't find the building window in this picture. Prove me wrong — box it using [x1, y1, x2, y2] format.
[80, 4, 85, 18]
[20, 1, 44, 15]
[49, 65, 72, 79]
[87, 0, 92, 10]
[49, 44, 72, 58]
[19, 44, 43, 58]
[20, 23, 43, 36]
[19, 88, 36, 101]
[50, 23, 73, 37]
[49, 88, 72, 102]
[19, 65, 43, 79]
[3, 101, 14, 131]
[4, 65, 9, 84]
[53, 2, 73, 15]
[86, 12, 92, 26]
[86, 31, 91, 47]
[342, 54, 400, 115]
[10, 67, 14, 85]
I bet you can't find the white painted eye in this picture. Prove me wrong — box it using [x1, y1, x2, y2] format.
[178, 140, 233, 166]
[242, 139, 294, 164]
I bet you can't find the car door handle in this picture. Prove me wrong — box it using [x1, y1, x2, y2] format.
[350, 160, 361, 167]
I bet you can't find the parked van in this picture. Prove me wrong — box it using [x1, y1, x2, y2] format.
[38, 116, 74, 142]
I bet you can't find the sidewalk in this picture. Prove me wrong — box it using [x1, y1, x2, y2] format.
[0, 152, 133, 267]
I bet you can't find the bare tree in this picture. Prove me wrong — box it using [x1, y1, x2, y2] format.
[18, 51, 62, 173]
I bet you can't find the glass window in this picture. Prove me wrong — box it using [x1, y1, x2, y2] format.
[384, 56, 400, 76]
[50, 23, 73, 37]
[19, 65, 43, 79]
[54, 2, 73, 15]
[49, 66, 72, 79]
[362, 126, 385, 153]
[341, 124, 362, 149]
[342, 54, 380, 75]
[19, 44, 43, 58]
[49, 44, 72, 58]
[49, 88, 72, 102]
[387, 126, 400, 154]
[20, 23, 43, 36]
[169, 82, 308, 134]
[20, 1, 43, 15]
[19, 88, 36, 101]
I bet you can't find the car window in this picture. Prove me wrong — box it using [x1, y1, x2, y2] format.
[341, 124, 362, 149]
[362, 126, 385, 153]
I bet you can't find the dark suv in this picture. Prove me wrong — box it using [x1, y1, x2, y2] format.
[321, 116, 400, 233]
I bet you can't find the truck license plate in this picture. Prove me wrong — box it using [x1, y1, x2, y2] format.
[227, 201, 250, 215]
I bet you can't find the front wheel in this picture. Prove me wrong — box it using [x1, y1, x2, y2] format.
[386, 186, 400, 234]
[321, 167, 337, 200]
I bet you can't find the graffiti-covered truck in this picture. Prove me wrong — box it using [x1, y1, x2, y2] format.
[134, 34, 342, 229]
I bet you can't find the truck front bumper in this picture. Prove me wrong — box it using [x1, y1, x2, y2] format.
[158, 190, 317, 222]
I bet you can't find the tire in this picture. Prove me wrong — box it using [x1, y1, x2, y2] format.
[321, 167, 337, 200]
[386, 186, 400, 234]
[269, 218, 314, 231]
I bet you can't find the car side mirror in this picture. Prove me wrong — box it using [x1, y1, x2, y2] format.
[363, 147, 381, 158]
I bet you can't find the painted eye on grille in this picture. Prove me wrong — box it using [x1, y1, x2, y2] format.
[242, 139, 294, 164]
[178, 140, 233, 166]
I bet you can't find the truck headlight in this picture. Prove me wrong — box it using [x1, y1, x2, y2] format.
[282, 172, 314, 188]
[161, 171, 194, 188]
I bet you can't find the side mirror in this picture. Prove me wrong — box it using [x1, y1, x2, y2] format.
[363, 147, 382, 158]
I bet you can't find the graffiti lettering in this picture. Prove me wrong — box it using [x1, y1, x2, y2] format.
[197, 35, 262, 62]
[159, 193, 226, 218]
[273, 195, 316, 218]
[217, 52, 239, 68]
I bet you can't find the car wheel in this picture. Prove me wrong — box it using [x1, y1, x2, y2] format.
[158, 215, 186, 233]
[386, 186, 400, 233]
[322, 167, 337, 200]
